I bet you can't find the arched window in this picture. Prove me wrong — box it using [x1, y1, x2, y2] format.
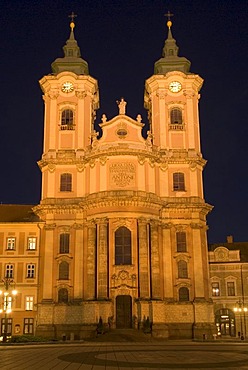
[170, 108, 182, 124]
[115, 226, 131, 265]
[173, 172, 185, 191]
[59, 233, 70, 254]
[58, 288, 68, 303]
[178, 260, 188, 278]
[179, 287, 189, 302]
[61, 109, 74, 129]
[60, 173, 72, 192]
[176, 232, 187, 252]
[59, 261, 69, 280]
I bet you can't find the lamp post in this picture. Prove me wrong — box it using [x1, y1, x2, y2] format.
[234, 299, 248, 340]
[0, 278, 17, 342]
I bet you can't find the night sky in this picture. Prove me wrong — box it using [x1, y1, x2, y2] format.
[1, 0, 248, 244]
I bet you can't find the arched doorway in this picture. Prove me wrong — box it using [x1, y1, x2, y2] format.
[215, 308, 235, 337]
[116, 295, 132, 328]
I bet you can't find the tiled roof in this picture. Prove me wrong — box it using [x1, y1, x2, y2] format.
[0, 204, 40, 222]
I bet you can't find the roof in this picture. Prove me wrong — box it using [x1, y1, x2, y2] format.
[0, 204, 40, 222]
[209, 242, 248, 262]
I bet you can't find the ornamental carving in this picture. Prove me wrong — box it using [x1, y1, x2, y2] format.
[48, 90, 59, 99]
[48, 164, 56, 173]
[76, 163, 85, 172]
[75, 90, 87, 99]
[110, 162, 136, 188]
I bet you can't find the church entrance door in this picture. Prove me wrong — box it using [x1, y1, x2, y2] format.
[116, 295, 132, 328]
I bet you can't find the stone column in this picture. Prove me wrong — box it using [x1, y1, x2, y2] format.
[191, 223, 206, 299]
[97, 218, 108, 299]
[150, 221, 161, 299]
[73, 223, 84, 301]
[86, 221, 96, 300]
[41, 223, 56, 302]
[162, 223, 174, 299]
[138, 219, 150, 298]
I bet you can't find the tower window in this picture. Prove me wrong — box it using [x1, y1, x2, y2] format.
[60, 173, 72, 192]
[61, 109, 74, 130]
[59, 261, 69, 280]
[178, 260, 188, 279]
[170, 108, 182, 124]
[173, 172, 185, 191]
[176, 232, 187, 252]
[115, 226, 131, 265]
[58, 288, 69, 303]
[59, 233, 70, 254]
[179, 287, 189, 302]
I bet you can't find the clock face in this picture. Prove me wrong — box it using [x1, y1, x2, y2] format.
[61, 81, 74, 93]
[169, 81, 182, 93]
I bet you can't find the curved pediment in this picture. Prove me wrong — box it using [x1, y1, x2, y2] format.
[98, 114, 146, 149]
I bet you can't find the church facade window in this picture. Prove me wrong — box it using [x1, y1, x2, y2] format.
[173, 172, 185, 191]
[179, 287, 189, 302]
[115, 226, 131, 265]
[59, 233, 70, 254]
[176, 232, 187, 252]
[178, 260, 188, 278]
[58, 288, 69, 303]
[59, 261, 69, 280]
[60, 173, 72, 192]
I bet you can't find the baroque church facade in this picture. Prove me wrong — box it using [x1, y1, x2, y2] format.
[1, 18, 228, 340]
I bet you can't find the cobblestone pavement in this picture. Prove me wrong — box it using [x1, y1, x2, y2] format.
[1, 341, 248, 370]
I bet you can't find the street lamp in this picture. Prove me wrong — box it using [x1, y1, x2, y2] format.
[234, 299, 248, 340]
[0, 278, 17, 342]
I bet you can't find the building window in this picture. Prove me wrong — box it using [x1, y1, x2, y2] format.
[59, 233, 70, 254]
[58, 288, 69, 303]
[61, 109, 74, 130]
[59, 261, 69, 280]
[173, 172, 185, 191]
[5, 264, 14, 278]
[60, 173, 72, 192]
[115, 226, 131, 265]
[227, 282, 235, 296]
[178, 260, 188, 278]
[27, 264, 35, 278]
[6, 237, 15, 250]
[179, 287, 189, 302]
[25, 296, 34, 311]
[27, 237, 36, 250]
[1, 318, 12, 336]
[176, 232, 187, 252]
[170, 108, 182, 124]
[212, 282, 220, 297]
[23, 318, 34, 334]
[3, 295, 12, 311]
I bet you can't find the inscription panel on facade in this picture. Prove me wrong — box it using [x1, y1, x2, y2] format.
[109, 162, 136, 188]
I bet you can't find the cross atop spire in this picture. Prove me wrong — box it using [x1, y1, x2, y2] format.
[68, 12, 77, 22]
[68, 12, 77, 31]
[164, 10, 174, 29]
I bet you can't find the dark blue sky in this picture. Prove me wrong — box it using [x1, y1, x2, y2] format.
[1, 0, 248, 243]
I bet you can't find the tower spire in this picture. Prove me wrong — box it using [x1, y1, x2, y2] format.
[154, 12, 191, 74]
[51, 13, 89, 75]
